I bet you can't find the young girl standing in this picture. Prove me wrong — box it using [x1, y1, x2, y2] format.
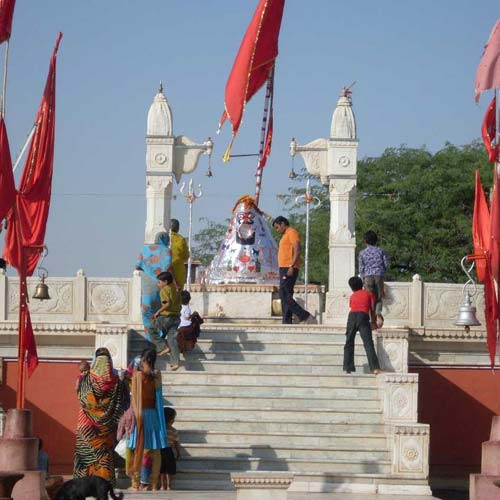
[127, 348, 167, 490]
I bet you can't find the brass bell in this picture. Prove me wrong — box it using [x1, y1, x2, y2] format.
[455, 291, 481, 332]
[33, 277, 50, 300]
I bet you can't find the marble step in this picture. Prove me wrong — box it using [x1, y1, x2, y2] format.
[177, 456, 392, 474]
[164, 405, 383, 424]
[181, 350, 369, 364]
[163, 394, 381, 410]
[178, 430, 388, 448]
[179, 443, 390, 462]
[164, 383, 378, 399]
[173, 418, 386, 435]
[138, 470, 430, 493]
[159, 370, 378, 386]
[158, 359, 376, 375]
[134, 338, 365, 355]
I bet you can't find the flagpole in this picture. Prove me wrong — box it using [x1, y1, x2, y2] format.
[254, 67, 274, 207]
[1, 40, 9, 118]
[13, 124, 36, 172]
[16, 246, 27, 409]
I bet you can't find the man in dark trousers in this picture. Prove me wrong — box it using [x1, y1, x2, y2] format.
[273, 216, 315, 324]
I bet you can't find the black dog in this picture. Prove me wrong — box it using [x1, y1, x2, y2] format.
[54, 476, 123, 500]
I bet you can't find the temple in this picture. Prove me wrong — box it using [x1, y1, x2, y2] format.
[0, 86, 497, 498]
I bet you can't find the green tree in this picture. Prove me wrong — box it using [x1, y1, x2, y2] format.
[192, 217, 228, 266]
[356, 141, 491, 282]
[282, 141, 493, 285]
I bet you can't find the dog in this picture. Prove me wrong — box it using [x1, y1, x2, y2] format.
[54, 475, 123, 500]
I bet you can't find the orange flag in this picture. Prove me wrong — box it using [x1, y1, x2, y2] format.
[490, 166, 500, 288]
[472, 170, 490, 282]
[474, 169, 497, 367]
[219, 0, 285, 160]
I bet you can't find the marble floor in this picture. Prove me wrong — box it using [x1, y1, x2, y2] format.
[119, 491, 444, 500]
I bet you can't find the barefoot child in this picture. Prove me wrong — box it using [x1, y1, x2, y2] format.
[149, 271, 181, 370]
[343, 276, 382, 375]
[159, 407, 181, 490]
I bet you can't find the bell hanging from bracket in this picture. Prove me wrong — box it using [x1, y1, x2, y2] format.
[455, 291, 480, 333]
[33, 246, 50, 301]
[454, 256, 481, 333]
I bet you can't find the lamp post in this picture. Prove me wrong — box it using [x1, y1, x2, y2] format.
[294, 178, 321, 311]
[179, 179, 203, 291]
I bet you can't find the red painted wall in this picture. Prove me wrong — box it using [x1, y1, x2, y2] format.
[0, 360, 80, 474]
[411, 367, 500, 479]
[1, 360, 498, 479]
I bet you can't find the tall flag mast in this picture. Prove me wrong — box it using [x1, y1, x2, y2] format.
[218, 0, 285, 207]
[2, 33, 63, 407]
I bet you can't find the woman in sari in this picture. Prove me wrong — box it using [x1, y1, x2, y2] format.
[136, 232, 173, 341]
[127, 348, 167, 490]
[74, 347, 126, 485]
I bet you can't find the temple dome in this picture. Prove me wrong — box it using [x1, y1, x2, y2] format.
[147, 83, 173, 136]
[330, 88, 357, 140]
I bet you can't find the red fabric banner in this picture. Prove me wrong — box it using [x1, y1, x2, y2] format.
[0, 116, 15, 221]
[258, 112, 273, 169]
[483, 259, 498, 368]
[24, 304, 38, 377]
[0, 0, 15, 44]
[475, 19, 500, 103]
[3, 33, 62, 275]
[490, 166, 500, 290]
[472, 170, 490, 282]
[482, 96, 499, 163]
[219, 0, 285, 141]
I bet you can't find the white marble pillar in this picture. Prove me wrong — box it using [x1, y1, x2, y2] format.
[291, 88, 358, 325]
[145, 83, 212, 244]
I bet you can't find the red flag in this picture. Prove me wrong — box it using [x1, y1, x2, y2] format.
[475, 19, 500, 103]
[0, 0, 15, 44]
[482, 96, 499, 163]
[490, 166, 500, 288]
[258, 110, 273, 169]
[483, 259, 498, 368]
[24, 305, 38, 377]
[219, 0, 285, 159]
[4, 33, 62, 275]
[0, 116, 15, 221]
[473, 170, 490, 282]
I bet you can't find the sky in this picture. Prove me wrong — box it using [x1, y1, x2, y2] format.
[1, 0, 498, 277]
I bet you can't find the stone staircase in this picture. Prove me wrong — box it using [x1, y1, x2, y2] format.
[128, 324, 431, 495]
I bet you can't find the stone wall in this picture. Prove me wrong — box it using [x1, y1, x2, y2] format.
[0, 270, 483, 330]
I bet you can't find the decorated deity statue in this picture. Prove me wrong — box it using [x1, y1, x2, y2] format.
[206, 196, 279, 284]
